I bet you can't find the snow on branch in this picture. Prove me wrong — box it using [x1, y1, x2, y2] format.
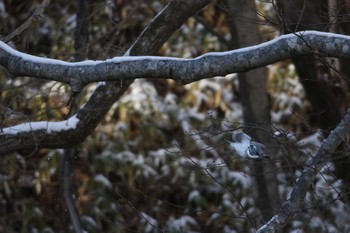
[1, 115, 79, 135]
[0, 0, 212, 155]
[0, 115, 81, 155]
[257, 109, 350, 233]
[1, 31, 350, 92]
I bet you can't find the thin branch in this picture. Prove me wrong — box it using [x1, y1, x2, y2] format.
[295, 0, 307, 32]
[1, 0, 51, 43]
[59, 149, 83, 233]
[257, 108, 350, 232]
[180, 148, 257, 230]
[115, 189, 164, 232]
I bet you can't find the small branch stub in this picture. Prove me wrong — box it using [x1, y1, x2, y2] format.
[70, 77, 83, 93]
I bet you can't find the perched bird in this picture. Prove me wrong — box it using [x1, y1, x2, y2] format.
[225, 132, 269, 159]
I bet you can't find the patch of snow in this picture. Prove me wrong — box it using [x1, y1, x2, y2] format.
[111, 151, 136, 162]
[133, 155, 158, 178]
[119, 79, 162, 114]
[331, 200, 350, 230]
[309, 216, 326, 230]
[0, 2, 6, 14]
[0, 41, 102, 66]
[289, 230, 303, 233]
[166, 215, 198, 232]
[223, 225, 237, 233]
[42, 227, 55, 233]
[114, 122, 127, 131]
[226, 171, 252, 188]
[149, 149, 168, 166]
[1, 114, 80, 135]
[140, 212, 158, 233]
[188, 190, 200, 203]
[94, 174, 112, 189]
[81, 215, 97, 227]
[1, 31, 349, 71]
[198, 79, 221, 92]
[297, 131, 323, 146]
[222, 193, 233, 208]
[96, 81, 106, 87]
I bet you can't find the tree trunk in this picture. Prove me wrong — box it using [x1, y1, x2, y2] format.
[223, 0, 280, 221]
[276, 0, 345, 129]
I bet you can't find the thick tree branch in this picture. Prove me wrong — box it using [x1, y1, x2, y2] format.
[1, 30, 350, 155]
[0, 0, 211, 155]
[257, 109, 350, 232]
[1, 31, 350, 91]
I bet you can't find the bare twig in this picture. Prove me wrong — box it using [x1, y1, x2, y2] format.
[178, 146, 257, 229]
[295, 0, 307, 32]
[115, 189, 164, 232]
[1, 0, 51, 43]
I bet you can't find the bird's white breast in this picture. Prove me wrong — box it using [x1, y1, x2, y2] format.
[231, 141, 250, 157]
